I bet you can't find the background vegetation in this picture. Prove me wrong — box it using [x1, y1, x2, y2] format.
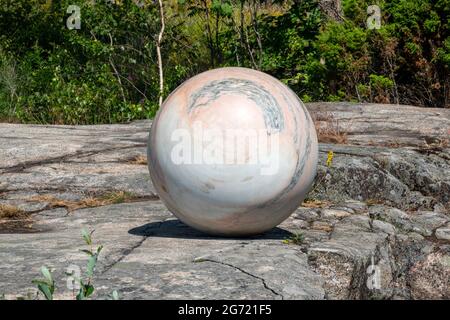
[0, 0, 449, 124]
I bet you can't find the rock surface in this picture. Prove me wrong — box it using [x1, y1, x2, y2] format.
[0, 102, 449, 300]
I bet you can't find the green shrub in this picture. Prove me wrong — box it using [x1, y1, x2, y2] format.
[31, 229, 119, 300]
[1, 0, 449, 124]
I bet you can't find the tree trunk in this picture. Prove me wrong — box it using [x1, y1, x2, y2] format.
[156, 0, 165, 107]
[319, 0, 344, 22]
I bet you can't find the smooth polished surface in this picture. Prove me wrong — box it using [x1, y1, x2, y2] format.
[148, 67, 318, 236]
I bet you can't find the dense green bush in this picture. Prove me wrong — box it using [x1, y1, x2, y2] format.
[0, 0, 449, 124]
[255, 0, 450, 106]
[0, 0, 192, 123]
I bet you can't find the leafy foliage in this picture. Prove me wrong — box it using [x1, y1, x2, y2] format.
[0, 0, 449, 124]
[32, 228, 115, 300]
[283, 232, 305, 245]
[32, 266, 55, 300]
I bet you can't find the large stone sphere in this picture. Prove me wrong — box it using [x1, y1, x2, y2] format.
[148, 67, 318, 236]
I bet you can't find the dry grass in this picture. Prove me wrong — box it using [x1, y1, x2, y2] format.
[311, 111, 348, 144]
[409, 138, 450, 161]
[441, 138, 450, 148]
[29, 191, 137, 212]
[0, 204, 27, 219]
[366, 139, 408, 148]
[0, 205, 34, 233]
[126, 155, 148, 165]
[386, 140, 402, 148]
[101, 191, 136, 204]
[373, 154, 390, 169]
[311, 221, 334, 232]
[366, 199, 385, 206]
[282, 232, 305, 245]
[302, 199, 331, 208]
[28, 195, 100, 212]
[421, 138, 449, 150]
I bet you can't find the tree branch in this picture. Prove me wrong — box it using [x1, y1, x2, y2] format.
[156, 0, 166, 107]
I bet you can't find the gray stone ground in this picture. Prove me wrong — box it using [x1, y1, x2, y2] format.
[0, 103, 449, 300]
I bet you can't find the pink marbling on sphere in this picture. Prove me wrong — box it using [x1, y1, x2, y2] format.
[148, 67, 318, 236]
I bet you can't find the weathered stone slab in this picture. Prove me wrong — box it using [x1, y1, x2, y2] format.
[308, 102, 450, 147]
[0, 103, 449, 300]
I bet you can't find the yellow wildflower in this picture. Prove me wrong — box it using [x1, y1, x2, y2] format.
[326, 151, 334, 168]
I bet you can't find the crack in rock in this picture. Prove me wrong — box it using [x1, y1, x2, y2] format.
[194, 258, 284, 299]
[101, 236, 148, 275]
[0, 144, 146, 174]
[100, 219, 168, 275]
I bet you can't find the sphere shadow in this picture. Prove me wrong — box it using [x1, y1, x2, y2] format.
[128, 219, 293, 240]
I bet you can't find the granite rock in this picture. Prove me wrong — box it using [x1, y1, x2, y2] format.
[1, 103, 449, 299]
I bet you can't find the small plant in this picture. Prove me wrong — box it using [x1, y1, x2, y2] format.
[283, 232, 305, 245]
[31, 229, 117, 300]
[326, 151, 334, 168]
[76, 229, 104, 300]
[102, 191, 136, 205]
[32, 266, 55, 300]
[307, 149, 336, 197]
